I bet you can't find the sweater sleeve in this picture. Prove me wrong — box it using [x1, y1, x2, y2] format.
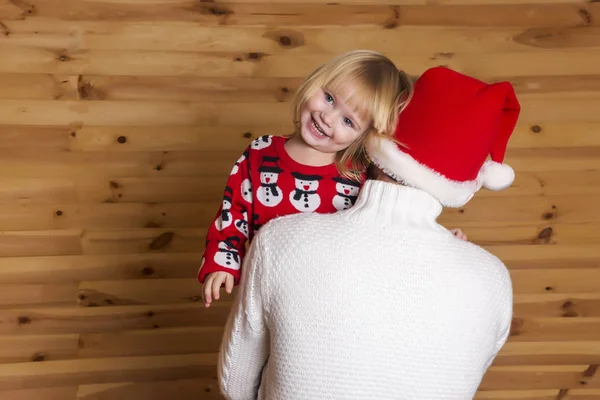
[218, 234, 269, 400]
[199, 147, 253, 285]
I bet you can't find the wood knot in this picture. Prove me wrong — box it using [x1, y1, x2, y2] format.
[264, 30, 305, 50]
[205, 5, 233, 16]
[149, 231, 174, 250]
[509, 317, 524, 336]
[154, 163, 163, 171]
[192, 295, 201, 302]
[243, 132, 252, 139]
[246, 52, 264, 61]
[153, 324, 159, 329]
[578, 9, 593, 26]
[145, 221, 161, 228]
[18, 316, 31, 324]
[109, 181, 120, 189]
[562, 300, 574, 309]
[458, 209, 465, 214]
[70, 131, 77, 137]
[530, 125, 542, 133]
[78, 293, 86, 300]
[281, 87, 289, 93]
[146, 311, 154, 317]
[55, 210, 63, 216]
[117, 136, 127, 144]
[535, 227, 553, 244]
[383, 6, 400, 29]
[31, 353, 45, 362]
[584, 364, 599, 377]
[141, 267, 154, 276]
[58, 54, 70, 62]
[543, 212, 554, 220]
[545, 286, 553, 291]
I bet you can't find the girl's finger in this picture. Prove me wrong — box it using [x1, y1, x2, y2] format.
[213, 275, 225, 300]
[225, 274, 234, 294]
[203, 276, 214, 307]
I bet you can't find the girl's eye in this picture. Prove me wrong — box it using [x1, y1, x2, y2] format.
[343, 117, 354, 128]
[325, 93, 334, 103]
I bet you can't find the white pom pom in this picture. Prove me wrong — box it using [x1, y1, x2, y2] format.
[480, 160, 515, 191]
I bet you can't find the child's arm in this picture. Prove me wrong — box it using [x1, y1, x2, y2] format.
[199, 147, 253, 306]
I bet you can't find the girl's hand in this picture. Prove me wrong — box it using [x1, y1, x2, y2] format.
[450, 228, 468, 241]
[203, 271, 235, 308]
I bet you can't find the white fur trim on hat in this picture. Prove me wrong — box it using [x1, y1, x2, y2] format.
[366, 135, 481, 208]
[479, 160, 515, 191]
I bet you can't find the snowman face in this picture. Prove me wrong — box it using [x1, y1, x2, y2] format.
[295, 178, 319, 191]
[222, 198, 232, 210]
[260, 172, 279, 185]
[241, 179, 252, 203]
[336, 182, 359, 197]
[251, 136, 272, 150]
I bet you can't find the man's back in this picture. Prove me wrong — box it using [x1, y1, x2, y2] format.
[252, 183, 512, 399]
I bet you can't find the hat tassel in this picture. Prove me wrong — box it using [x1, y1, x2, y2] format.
[480, 160, 515, 191]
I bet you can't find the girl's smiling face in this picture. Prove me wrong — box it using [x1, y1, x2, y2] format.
[298, 87, 371, 155]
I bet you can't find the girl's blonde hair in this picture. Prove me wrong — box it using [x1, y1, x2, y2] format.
[291, 50, 414, 181]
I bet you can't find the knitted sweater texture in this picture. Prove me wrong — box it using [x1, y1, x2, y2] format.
[218, 179, 513, 400]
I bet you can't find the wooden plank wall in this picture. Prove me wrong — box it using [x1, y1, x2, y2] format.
[0, 0, 599, 398]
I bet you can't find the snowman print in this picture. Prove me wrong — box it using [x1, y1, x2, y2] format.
[234, 209, 249, 238]
[289, 172, 322, 212]
[250, 135, 272, 151]
[230, 149, 248, 176]
[214, 237, 241, 270]
[214, 186, 233, 231]
[332, 177, 361, 211]
[256, 156, 283, 207]
[241, 179, 253, 204]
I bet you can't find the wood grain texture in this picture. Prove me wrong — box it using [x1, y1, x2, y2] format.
[0, 0, 599, 396]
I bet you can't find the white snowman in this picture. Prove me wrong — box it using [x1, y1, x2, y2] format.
[256, 156, 284, 207]
[250, 135, 272, 150]
[332, 177, 361, 211]
[289, 172, 322, 212]
[213, 237, 241, 270]
[234, 209, 249, 238]
[214, 186, 233, 231]
[230, 149, 248, 176]
[241, 178, 253, 204]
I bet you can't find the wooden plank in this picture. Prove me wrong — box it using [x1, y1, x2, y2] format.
[0, 203, 214, 231]
[0, 253, 202, 284]
[509, 318, 600, 342]
[77, 379, 220, 400]
[480, 366, 596, 391]
[514, 294, 600, 319]
[0, 303, 231, 335]
[7, 20, 599, 55]
[510, 269, 600, 295]
[75, 76, 300, 103]
[0, 353, 218, 391]
[0, 125, 71, 150]
[77, 278, 206, 306]
[0, 333, 78, 364]
[0, 230, 82, 257]
[496, 341, 600, 367]
[1, 47, 600, 79]
[509, 122, 600, 148]
[0, 73, 78, 100]
[78, 327, 223, 358]
[442, 194, 600, 226]
[462, 223, 600, 247]
[0, 387, 78, 400]
[1, 2, 595, 28]
[69, 125, 263, 152]
[80, 228, 205, 255]
[0, 282, 77, 307]
[0, 178, 77, 203]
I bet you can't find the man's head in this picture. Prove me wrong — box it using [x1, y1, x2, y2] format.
[365, 66, 521, 208]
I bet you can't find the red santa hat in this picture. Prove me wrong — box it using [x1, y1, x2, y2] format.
[366, 66, 521, 208]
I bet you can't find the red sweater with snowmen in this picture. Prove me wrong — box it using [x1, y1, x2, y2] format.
[198, 135, 364, 284]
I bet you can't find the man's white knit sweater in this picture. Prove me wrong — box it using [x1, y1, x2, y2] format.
[218, 179, 513, 400]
